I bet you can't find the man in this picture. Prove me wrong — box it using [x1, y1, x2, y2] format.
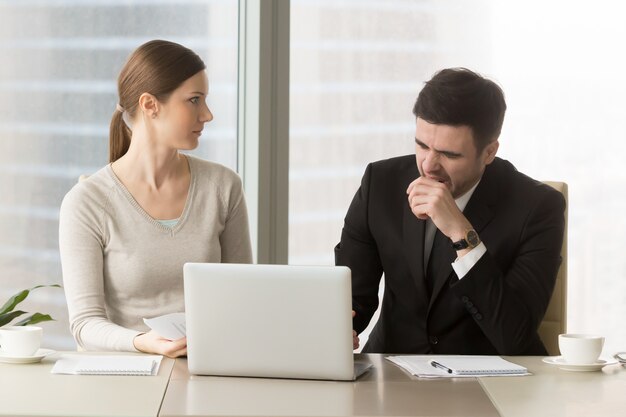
[335, 68, 565, 355]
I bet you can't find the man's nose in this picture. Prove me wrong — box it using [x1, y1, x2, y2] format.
[422, 151, 440, 172]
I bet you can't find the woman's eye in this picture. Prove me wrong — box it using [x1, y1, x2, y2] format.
[190, 97, 199, 104]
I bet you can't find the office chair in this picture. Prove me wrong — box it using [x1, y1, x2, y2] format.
[538, 181, 568, 356]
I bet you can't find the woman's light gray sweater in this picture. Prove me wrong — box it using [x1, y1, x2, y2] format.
[59, 155, 252, 351]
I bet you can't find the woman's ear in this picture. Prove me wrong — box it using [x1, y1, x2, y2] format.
[138, 93, 159, 119]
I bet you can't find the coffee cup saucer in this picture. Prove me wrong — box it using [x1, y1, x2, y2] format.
[0, 348, 56, 364]
[542, 356, 617, 372]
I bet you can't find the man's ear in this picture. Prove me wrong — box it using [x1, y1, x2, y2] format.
[138, 93, 159, 118]
[483, 140, 499, 165]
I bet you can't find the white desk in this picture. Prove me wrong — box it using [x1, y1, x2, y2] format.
[3, 353, 626, 416]
[0, 351, 175, 417]
[159, 354, 500, 417]
[484, 356, 626, 417]
[160, 354, 626, 417]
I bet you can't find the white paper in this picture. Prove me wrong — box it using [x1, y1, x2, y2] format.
[51, 354, 162, 376]
[430, 356, 528, 375]
[143, 312, 186, 340]
[386, 355, 530, 378]
[387, 356, 457, 378]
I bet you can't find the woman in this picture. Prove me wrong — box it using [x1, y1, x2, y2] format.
[59, 40, 252, 357]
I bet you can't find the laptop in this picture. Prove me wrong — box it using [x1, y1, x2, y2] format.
[183, 263, 372, 381]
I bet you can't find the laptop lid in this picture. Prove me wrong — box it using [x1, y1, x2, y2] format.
[184, 263, 358, 381]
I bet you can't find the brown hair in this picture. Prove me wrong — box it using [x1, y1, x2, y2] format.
[109, 40, 206, 162]
[413, 68, 506, 152]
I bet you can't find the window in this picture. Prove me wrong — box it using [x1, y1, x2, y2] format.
[289, 0, 626, 354]
[0, 0, 238, 349]
[5, 0, 625, 356]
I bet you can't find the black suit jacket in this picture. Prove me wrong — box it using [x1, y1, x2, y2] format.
[335, 155, 565, 355]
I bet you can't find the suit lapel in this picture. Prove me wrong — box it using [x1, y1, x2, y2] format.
[427, 232, 457, 308]
[403, 199, 429, 297]
[401, 161, 429, 299]
[463, 163, 498, 236]
[428, 164, 499, 310]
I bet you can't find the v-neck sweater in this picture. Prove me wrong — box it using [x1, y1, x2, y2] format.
[59, 155, 252, 351]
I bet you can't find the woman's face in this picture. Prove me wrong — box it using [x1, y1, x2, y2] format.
[153, 70, 213, 150]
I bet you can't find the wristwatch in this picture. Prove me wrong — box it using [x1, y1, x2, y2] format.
[451, 229, 480, 250]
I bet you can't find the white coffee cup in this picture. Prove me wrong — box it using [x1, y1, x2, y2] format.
[558, 333, 604, 365]
[0, 326, 43, 357]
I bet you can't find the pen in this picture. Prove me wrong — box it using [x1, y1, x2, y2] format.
[430, 360, 453, 374]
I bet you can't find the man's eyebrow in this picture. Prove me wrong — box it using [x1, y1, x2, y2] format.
[415, 138, 428, 147]
[414, 137, 462, 157]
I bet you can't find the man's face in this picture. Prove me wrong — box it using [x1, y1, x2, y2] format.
[414, 117, 498, 198]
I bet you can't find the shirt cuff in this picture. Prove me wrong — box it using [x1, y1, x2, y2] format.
[451, 242, 487, 279]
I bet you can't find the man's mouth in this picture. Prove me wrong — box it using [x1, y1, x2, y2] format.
[427, 176, 447, 183]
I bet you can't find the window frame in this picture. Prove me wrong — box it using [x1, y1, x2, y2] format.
[237, 0, 290, 264]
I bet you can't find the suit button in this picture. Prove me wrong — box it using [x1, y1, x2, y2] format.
[475, 313, 483, 320]
[469, 307, 478, 314]
[466, 301, 474, 308]
[429, 336, 439, 345]
[461, 296, 469, 302]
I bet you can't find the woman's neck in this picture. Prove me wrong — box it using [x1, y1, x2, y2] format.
[111, 136, 188, 191]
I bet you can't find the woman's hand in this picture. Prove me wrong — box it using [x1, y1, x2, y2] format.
[133, 330, 187, 358]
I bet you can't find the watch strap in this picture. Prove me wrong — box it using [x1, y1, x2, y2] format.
[452, 229, 480, 250]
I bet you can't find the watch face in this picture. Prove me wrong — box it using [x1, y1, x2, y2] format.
[467, 230, 480, 247]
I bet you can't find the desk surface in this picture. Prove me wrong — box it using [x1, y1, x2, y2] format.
[161, 354, 626, 417]
[160, 354, 499, 417]
[0, 351, 175, 417]
[2, 353, 626, 417]
[484, 356, 626, 417]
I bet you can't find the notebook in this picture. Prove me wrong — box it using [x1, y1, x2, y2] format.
[429, 356, 528, 376]
[51, 354, 162, 376]
[387, 355, 529, 378]
[183, 263, 372, 381]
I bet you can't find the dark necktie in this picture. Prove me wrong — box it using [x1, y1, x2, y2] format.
[425, 229, 450, 297]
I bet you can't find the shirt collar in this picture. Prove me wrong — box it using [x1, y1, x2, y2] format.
[455, 179, 481, 212]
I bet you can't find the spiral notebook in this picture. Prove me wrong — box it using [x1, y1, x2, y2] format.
[387, 355, 529, 378]
[428, 356, 528, 376]
[51, 354, 162, 376]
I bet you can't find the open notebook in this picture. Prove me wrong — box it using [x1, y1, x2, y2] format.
[429, 356, 528, 376]
[387, 355, 529, 378]
[51, 354, 162, 376]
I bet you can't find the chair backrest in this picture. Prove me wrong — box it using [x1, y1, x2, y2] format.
[538, 181, 568, 356]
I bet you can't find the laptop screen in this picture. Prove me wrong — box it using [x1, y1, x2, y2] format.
[183, 263, 356, 380]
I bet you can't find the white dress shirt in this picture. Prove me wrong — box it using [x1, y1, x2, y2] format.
[423, 180, 486, 280]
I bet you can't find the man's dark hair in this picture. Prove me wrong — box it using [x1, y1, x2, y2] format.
[412, 68, 506, 152]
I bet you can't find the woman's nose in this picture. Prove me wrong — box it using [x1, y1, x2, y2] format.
[201, 104, 213, 123]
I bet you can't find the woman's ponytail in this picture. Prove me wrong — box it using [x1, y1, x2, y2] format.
[109, 110, 131, 163]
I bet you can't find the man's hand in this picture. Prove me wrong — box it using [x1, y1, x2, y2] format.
[406, 177, 473, 242]
[352, 310, 360, 350]
[133, 330, 187, 358]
